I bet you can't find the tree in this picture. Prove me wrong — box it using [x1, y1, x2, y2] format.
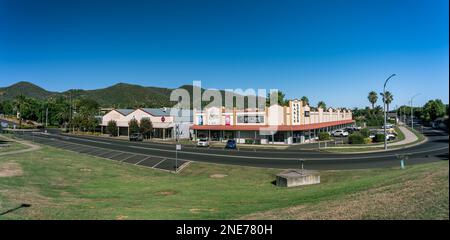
[368, 91, 378, 109]
[74, 98, 100, 131]
[106, 120, 118, 137]
[13, 94, 28, 128]
[266, 90, 288, 106]
[128, 118, 140, 134]
[380, 91, 394, 113]
[300, 96, 309, 106]
[140, 118, 153, 139]
[317, 101, 326, 109]
[421, 99, 446, 122]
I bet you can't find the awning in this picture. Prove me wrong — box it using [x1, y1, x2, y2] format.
[191, 120, 354, 132]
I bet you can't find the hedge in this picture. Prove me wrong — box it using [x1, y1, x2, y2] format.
[374, 133, 385, 143]
[348, 133, 365, 144]
[318, 132, 331, 141]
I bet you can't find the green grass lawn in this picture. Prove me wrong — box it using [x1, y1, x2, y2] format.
[0, 138, 29, 154]
[0, 144, 448, 220]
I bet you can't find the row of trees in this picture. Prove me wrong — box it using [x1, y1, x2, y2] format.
[0, 94, 100, 131]
[397, 99, 448, 123]
[106, 118, 154, 138]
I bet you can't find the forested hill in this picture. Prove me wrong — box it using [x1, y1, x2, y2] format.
[0, 81, 265, 108]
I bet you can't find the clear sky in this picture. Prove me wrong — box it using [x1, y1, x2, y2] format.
[0, 0, 448, 108]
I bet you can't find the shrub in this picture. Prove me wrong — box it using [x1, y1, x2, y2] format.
[360, 128, 370, 138]
[374, 133, 385, 143]
[140, 118, 153, 139]
[106, 120, 118, 137]
[365, 116, 384, 127]
[363, 137, 373, 144]
[348, 133, 365, 144]
[318, 132, 331, 141]
[128, 118, 140, 134]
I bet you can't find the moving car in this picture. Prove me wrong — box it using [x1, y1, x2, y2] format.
[225, 139, 237, 149]
[196, 138, 210, 147]
[331, 129, 349, 137]
[129, 133, 144, 141]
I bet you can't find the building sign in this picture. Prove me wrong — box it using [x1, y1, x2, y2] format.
[197, 115, 203, 125]
[237, 115, 265, 124]
[207, 113, 220, 125]
[225, 115, 231, 126]
[161, 116, 166, 122]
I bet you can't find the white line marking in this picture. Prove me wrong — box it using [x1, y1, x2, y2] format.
[26, 132, 449, 161]
[120, 154, 137, 163]
[135, 156, 151, 165]
[109, 152, 124, 159]
[152, 158, 167, 168]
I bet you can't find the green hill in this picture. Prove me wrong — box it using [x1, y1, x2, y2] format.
[0, 81, 57, 100]
[0, 81, 265, 109]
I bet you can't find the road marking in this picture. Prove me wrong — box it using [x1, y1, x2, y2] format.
[108, 152, 124, 159]
[21, 131, 449, 161]
[119, 154, 137, 163]
[152, 158, 168, 168]
[135, 156, 151, 165]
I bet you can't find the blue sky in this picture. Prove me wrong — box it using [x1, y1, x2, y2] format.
[0, 0, 448, 108]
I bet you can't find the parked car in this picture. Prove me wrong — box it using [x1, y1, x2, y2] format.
[196, 138, 210, 147]
[387, 133, 396, 141]
[374, 131, 397, 141]
[225, 139, 237, 149]
[331, 129, 349, 137]
[129, 133, 144, 141]
[346, 126, 361, 132]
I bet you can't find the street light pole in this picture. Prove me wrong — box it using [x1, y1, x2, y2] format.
[410, 93, 421, 130]
[383, 74, 396, 151]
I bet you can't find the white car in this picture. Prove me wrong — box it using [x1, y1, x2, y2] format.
[331, 129, 349, 137]
[196, 138, 210, 147]
[384, 124, 395, 130]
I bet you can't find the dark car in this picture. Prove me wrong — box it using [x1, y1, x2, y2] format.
[225, 139, 237, 149]
[129, 133, 144, 142]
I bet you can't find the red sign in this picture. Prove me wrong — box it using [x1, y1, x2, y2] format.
[161, 116, 166, 122]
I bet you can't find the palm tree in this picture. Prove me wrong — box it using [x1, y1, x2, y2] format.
[380, 91, 394, 113]
[300, 96, 309, 106]
[368, 91, 378, 109]
[13, 94, 27, 128]
[317, 101, 326, 109]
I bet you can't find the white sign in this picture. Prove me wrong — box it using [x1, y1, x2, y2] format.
[176, 144, 181, 150]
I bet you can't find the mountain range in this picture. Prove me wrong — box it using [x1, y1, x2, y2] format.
[0, 81, 265, 109]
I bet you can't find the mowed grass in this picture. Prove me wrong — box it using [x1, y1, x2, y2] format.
[0, 139, 29, 154]
[0, 144, 448, 220]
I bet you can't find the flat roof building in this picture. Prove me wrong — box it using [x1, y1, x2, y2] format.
[191, 99, 354, 144]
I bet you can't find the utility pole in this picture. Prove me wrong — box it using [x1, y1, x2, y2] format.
[382, 74, 396, 151]
[45, 107, 48, 128]
[410, 93, 421, 130]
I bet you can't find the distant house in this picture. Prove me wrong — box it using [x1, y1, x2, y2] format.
[387, 112, 398, 123]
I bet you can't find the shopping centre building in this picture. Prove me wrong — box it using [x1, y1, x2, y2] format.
[100, 108, 193, 139]
[191, 99, 354, 144]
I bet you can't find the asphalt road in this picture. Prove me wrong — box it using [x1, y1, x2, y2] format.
[10, 126, 449, 170]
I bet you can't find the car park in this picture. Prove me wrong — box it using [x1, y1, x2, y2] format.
[196, 138, 210, 147]
[331, 129, 349, 137]
[225, 139, 237, 149]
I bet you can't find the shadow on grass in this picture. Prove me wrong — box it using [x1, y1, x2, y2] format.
[0, 204, 31, 216]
